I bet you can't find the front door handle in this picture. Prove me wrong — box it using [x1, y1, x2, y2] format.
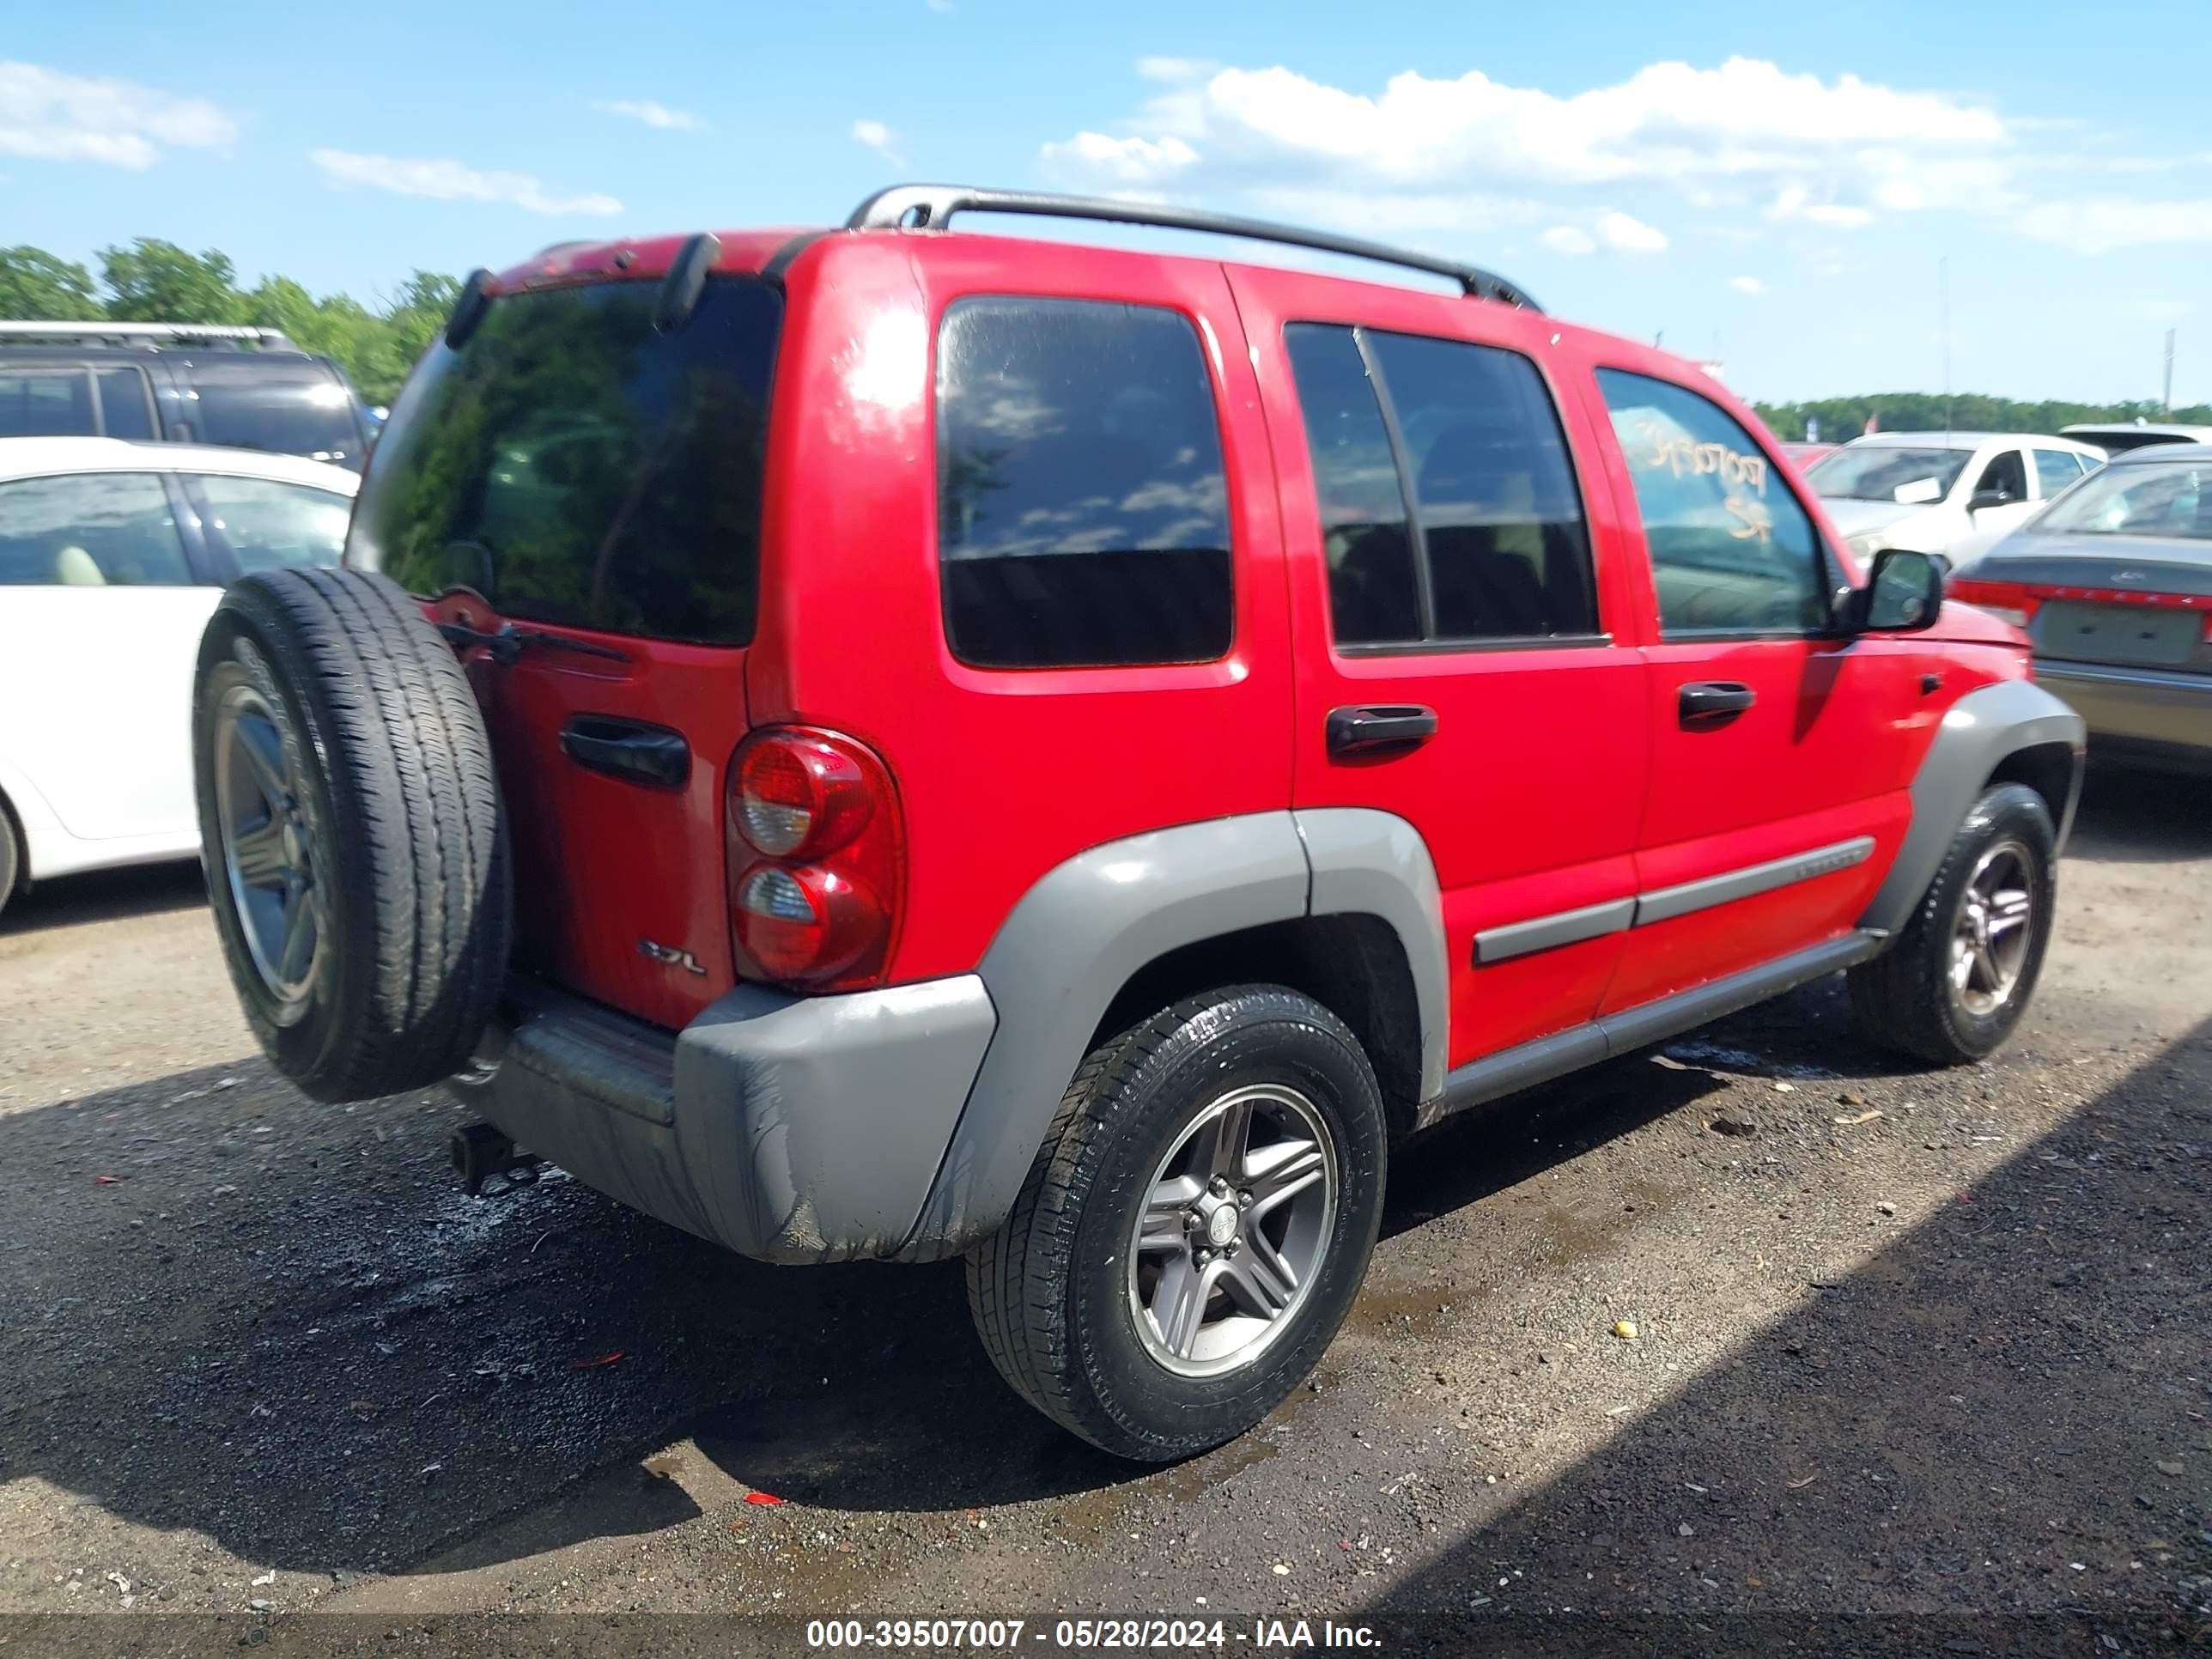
[1678, 682, 1757, 728]
[1326, 703, 1438, 759]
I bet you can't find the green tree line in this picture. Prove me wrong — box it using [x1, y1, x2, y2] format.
[0, 240, 459, 407]
[1753, 392, 2212, 442]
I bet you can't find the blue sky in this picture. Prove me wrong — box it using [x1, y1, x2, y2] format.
[9, 0, 2212, 405]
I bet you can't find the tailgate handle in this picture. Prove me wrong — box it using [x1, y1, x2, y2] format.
[1678, 682, 1757, 727]
[560, 716, 690, 790]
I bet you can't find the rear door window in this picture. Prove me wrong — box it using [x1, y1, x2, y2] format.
[935, 297, 1232, 669]
[1972, 447, 2028, 504]
[350, 277, 781, 645]
[0, 368, 96, 437]
[185, 361, 363, 465]
[186, 474, 351, 574]
[1597, 368, 1829, 636]
[2032, 448, 2085, 498]
[0, 471, 193, 586]
[96, 368, 158, 441]
[1285, 323, 1596, 647]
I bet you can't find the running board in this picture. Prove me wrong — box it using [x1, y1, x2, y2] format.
[1417, 930, 1885, 1129]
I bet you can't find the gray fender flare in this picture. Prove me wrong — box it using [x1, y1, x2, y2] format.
[898, 808, 1449, 1258]
[1859, 678, 2085, 936]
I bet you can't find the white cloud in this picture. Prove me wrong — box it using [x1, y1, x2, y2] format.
[1540, 225, 1596, 256]
[851, 119, 904, 166]
[2017, 197, 2212, 253]
[0, 60, 234, 168]
[1729, 275, 1767, 295]
[1599, 209, 1667, 252]
[1767, 185, 1874, 229]
[1041, 131, 1199, 185]
[594, 99, 708, 132]
[308, 149, 621, 216]
[1244, 186, 1541, 234]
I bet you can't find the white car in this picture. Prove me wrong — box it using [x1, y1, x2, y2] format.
[0, 438, 357, 915]
[1804, 432, 2106, 562]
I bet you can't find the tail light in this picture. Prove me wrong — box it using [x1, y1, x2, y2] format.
[726, 727, 902, 991]
[1946, 575, 2038, 630]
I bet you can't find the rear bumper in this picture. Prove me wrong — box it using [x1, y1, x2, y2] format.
[457, 974, 997, 1263]
[2035, 658, 2212, 757]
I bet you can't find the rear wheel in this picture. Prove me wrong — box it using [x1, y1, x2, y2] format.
[1849, 782, 2057, 1066]
[193, 568, 510, 1103]
[965, 985, 1387, 1461]
[0, 793, 19, 921]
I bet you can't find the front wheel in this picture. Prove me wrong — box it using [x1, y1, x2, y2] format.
[1850, 782, 2057, 1065]
[966, 986, 1387, 1462]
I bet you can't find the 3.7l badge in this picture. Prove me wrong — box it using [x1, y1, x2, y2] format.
[637, 939, 706, 975]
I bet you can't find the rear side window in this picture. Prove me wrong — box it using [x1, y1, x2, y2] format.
[350, 277, 781, 646]
[936, 297, 1232, 669]
[1286, 325, 1595, 647]
[189, 474, 351, 574]
[185, 361, 363, 467]
[0, 369, 96, 438]
[1597, 368, 1828, 637]
[2033, 448, 2086, 496]
[0, 471, 192, 586]
[97, 368, 157, 441]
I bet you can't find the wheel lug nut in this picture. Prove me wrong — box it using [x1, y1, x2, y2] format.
[1195, 1248, 1213, 1265]
[1210, 1176, 1229, 1196]
[1238, 1190, 1253, 1207]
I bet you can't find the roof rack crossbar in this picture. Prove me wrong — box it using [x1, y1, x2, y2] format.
[0, 320, 294, 347]
[845, 185, 1541, 312]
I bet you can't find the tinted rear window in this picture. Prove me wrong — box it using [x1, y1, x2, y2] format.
[936, 297, 1232, 669]
[349, 278, 780, 647]
[186, 361, 365, 466]
[0, 368, 96, 437]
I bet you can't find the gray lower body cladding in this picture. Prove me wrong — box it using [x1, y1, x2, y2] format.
[459, 974, 996, 1263]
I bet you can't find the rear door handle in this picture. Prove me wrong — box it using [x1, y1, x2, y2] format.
[1678, 682, 1757, 728]
[559, 715, 690, 789]
[1326, 703, 1438, 758]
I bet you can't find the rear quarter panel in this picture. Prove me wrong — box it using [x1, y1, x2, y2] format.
[752, 234, 1297, 983]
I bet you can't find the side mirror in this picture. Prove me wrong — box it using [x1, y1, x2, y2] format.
[1846, 547, 1947, 634]
[1968, 488, 2011, 513]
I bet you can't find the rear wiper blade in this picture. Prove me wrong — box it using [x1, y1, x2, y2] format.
[435, 620, 631, 666]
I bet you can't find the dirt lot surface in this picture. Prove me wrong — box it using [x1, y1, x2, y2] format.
[3, 768, 2209, 1656]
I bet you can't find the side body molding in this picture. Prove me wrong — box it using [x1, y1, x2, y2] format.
[1859, 678, 2086, 936]
[896, 809, 1451, 1260]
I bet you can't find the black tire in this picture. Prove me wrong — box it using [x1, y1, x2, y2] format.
[0, 791, 19, 921]
[192, 568, 510, 1103]
[965, 985, 1388, 1462]
[1849, 782, 2057, 1066]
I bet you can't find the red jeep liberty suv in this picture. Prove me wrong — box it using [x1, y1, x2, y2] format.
[191, 185, 2084, 1460]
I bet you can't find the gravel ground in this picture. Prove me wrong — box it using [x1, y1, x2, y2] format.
[2, 767, 2208, 1657]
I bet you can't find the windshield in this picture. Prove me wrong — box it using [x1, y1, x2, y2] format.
[2035, 458, 2212, 540]
[1805, 445, 1972, 504]
[348, 276, 780, 646]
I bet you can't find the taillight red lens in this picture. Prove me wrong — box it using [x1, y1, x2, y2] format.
[1946, 576, 2038, 629]
[726, 727, 902, 991]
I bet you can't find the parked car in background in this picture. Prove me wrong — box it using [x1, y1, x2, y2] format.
[1781, 441, 1838, 468]
[1804, 432, 2105, 560]
[182, 185, 2082, 1461]
[0, 322, 374, 471]
[0, 438, 357, 915]
[2059, 421, 2212, 455]
[1950, 444, 2212, 774]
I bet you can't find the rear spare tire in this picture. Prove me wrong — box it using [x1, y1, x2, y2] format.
[193, 568, 509, 1103]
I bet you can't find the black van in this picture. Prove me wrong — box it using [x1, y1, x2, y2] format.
[0, 323, 374, 471]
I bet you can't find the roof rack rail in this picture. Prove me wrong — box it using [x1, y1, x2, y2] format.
[846, 184, 1541, 311]
[0, 320, 295, 349]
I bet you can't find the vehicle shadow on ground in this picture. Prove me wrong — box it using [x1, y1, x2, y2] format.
[1351, 1012, 2212, 1652]
[0, 1024, 1753, 1582]
[2064, 764, 2212, 866]
[0, 860, 205, 939]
